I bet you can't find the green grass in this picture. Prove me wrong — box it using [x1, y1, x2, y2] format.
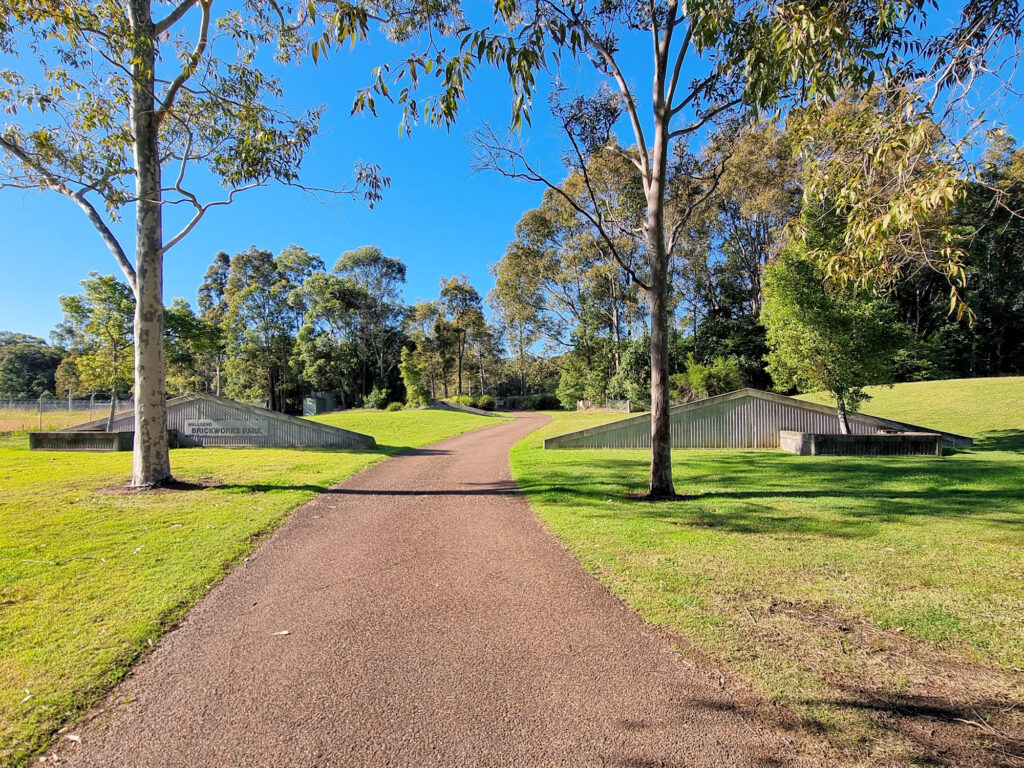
[308, 407, 507, 450]
[0, 408, 503, 766]
[512, 380, 1024, 764]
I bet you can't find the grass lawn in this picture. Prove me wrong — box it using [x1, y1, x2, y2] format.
[0, 408, 504, 766]
[512, 379, 1024, 766]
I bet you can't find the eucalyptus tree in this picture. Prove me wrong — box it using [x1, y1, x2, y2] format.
[405, 300, 445, 399]
[332, 246, 408, 383]
[0, 2, 385, 487]
[487, 282, 543, 397]
[762, 248, 904, 432]
[197, 251, 231, 395]
[439, 275, 482, 395]
[294, 270, 364, 405]
[495, 173, 644, 366]
[697, 120, 801, 316]
[53, 273, 136, 430]
[790, 5, 1024, 303]
[399, 346, 430, 406]
[163, 298, 221, 396]
[223, 246, 323, 411]
[0, 341, 62, 398]
[355, 0, 945, 497]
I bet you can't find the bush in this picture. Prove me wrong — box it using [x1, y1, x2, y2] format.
[676, 355, 745, 401]
[447, 394, 477, 407]
[523, 393, 561, 410]
[399, 347, 431, 407]
[364, 385, 389, 410]
[476, 394, 495, 411]
[385, 401, 403, 412]
[607, 336, 651, 409]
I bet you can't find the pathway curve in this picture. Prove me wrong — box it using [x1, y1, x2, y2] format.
[58, 413, 804, 767]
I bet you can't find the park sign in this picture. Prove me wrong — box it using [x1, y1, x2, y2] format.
[30, 393, 376, 451]
[183, 418, 268, 438]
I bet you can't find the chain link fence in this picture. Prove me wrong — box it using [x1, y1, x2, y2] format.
[0, 396, 135, 433]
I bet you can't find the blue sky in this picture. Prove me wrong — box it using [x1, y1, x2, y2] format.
[0, 30, 571, 339]
[1, 4, 1020, 340]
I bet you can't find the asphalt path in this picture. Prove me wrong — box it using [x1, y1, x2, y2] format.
[55, 412, 804, 767]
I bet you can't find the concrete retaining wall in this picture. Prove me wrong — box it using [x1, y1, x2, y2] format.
[779, 430, 943, 456]
[30, 430, 180, 452]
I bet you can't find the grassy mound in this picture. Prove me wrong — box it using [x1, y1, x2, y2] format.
[796, 376, 1024, 445]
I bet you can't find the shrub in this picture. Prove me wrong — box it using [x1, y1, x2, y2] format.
[364, 385, 389, 410]
[607, 336, 651, 409]
[680, 355, 745, 400]
[447, 394, 477, 407]
[476, 394, 495, 411]
[523, 393, 561, 410]
[399, 347, 431, 407]
[385, 401, 403, 412]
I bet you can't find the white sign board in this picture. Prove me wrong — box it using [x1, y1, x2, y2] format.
[183, 419, 268, 438]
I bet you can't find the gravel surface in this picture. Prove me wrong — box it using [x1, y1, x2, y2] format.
[53, 413, 806, 767]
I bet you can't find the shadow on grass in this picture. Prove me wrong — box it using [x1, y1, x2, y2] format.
[794, 688, 1024, 767]
[974, 429, 1024, 453]
[213, 480, 522, 497]
[513, 447, 1024, 539]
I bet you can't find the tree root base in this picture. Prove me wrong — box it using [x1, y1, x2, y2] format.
[626, 491, 695, 502]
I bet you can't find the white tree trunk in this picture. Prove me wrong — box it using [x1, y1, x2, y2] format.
[129, 0, 172, 487]
[836, 393, 852, 435]
[646, 83, 675, 499]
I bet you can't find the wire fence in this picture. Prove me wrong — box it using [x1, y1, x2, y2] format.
[0, 396, 135, 433]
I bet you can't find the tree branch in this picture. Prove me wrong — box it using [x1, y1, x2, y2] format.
[473, 130, 652, 291]
[0, 133, 137, 293]
[155, 0, 199, 35]
[546, 1, 651, 181]
[156, 0, 213, 128]
[665, 13, 692, 108]
[669, 98, 742, 139]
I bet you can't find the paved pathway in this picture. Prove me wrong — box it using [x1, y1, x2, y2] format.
[58, 413, 803, 767]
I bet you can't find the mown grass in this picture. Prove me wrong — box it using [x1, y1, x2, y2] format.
[309, 407, 507, 451]
[512, 380, 1024, 765]
[0, 408, 502, 766]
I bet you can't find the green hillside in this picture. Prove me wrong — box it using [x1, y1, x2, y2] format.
[796, 376, 1024, 443]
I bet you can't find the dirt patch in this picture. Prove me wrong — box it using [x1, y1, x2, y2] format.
[755, 597, 1024, 766]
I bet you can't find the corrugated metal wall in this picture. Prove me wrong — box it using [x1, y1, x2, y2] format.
[547, 392, 880, 450]
[84, 395, 375, 449]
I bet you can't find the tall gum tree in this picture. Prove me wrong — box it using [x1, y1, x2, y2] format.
[354, 0, 960, 497]
[0, 1, 388, 486]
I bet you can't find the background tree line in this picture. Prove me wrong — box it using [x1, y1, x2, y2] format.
[489, 107, 1024, 418]
[6, 110, 1022, 422]
[1, 246, 563, 411]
